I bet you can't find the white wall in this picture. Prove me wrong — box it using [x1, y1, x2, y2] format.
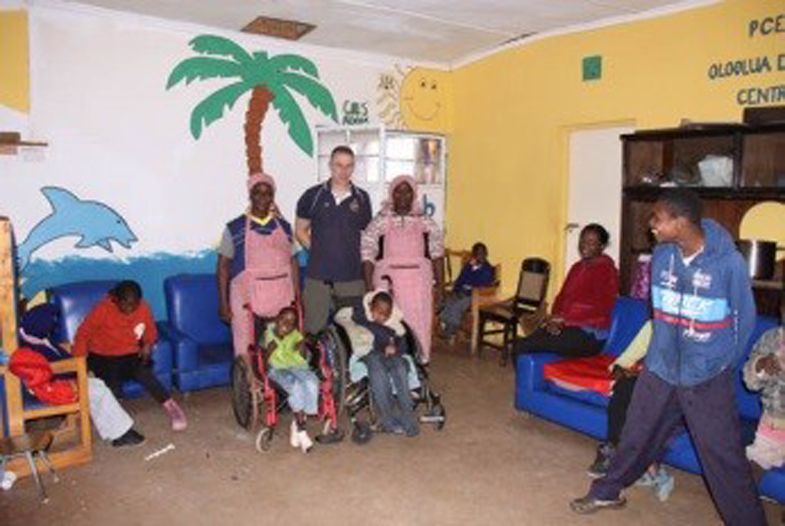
[0, 2, 447, 315]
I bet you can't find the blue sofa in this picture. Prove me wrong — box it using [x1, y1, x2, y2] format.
[48, 280, 174, 399]
[158, 274, 234, 392]
[514, 296, 785, 504]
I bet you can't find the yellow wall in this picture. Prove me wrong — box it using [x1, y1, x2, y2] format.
[448, 0, 784, 295]
[0, 9, 30, 113]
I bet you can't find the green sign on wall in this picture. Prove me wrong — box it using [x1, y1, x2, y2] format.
[582, 55, 602, 81]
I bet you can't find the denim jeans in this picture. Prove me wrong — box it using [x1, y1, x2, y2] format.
[439, 292, 472, 336]
[362, 351, 418, 434]
[268, 367, 320, 415]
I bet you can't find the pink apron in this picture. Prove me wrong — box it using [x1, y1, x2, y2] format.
[373, 216, 434, 362]
[230, 217, 294, 357]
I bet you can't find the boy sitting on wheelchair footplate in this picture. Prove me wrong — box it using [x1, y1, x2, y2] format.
[351, 290, 419, 437]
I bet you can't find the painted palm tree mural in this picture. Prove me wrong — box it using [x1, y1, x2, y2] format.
[167, 35, 338, 173]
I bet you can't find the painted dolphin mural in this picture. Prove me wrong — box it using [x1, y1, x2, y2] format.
[17, 187, 138, 270]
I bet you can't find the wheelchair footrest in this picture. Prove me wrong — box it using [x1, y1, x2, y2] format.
[315, 429, 345, 445]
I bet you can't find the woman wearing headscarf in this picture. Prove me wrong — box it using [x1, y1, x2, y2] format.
[217, 173, 299, 358]
[361, 175, 444, 363]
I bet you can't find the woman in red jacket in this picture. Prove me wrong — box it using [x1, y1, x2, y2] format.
[515, 223, 619, 357]
[74, 281, 187, 431]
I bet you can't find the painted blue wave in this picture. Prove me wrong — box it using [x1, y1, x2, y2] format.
[21, 250, 218, 320]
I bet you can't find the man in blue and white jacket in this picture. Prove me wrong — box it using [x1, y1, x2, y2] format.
[571, 188, 765, 525]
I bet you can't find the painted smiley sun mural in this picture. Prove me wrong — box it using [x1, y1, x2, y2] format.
[377, 66, 451, 133]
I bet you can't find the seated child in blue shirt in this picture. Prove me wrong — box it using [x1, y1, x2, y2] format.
[439, 242, 495, 338]
[352, 290, 419, 437]
[265, 306, 320, 453]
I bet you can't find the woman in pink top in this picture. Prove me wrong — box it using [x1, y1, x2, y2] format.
[361, 175, 444, 363]
[217, 173, 299, 358]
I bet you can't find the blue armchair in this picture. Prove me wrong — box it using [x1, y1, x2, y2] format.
[159, 274, 234, 392]
[48, 280, 173, 399]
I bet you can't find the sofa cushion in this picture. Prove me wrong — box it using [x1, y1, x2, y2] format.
[601, 297, 649, 357]
[543, 382, 610, 409]
[543, 354, 615, 396]
[49, 280, 119, 342]
[197, 344, 234, 367]
[164, 274, 231, 346]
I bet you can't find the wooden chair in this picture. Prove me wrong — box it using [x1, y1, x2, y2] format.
[439, 248, 502, 353]
[475, 258, 550, 365]
[0, 429, 59, 502]
[443, 248, 471, 293]
[0, 217, 92, 476]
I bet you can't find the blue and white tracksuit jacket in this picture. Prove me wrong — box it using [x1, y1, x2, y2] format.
[646, 219, 756, 387]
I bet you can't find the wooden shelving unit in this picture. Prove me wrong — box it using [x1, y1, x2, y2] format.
[620, 124, 785, 317]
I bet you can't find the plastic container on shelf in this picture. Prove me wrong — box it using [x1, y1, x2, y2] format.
[698, 155, 734, 187]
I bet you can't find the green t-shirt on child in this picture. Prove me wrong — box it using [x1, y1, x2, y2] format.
[266, 326, 307, 370]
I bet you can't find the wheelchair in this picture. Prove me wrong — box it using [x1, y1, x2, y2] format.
[230, 300, 446, 451]
[323, 306, 446, 444]
[230, 313, 347, 453]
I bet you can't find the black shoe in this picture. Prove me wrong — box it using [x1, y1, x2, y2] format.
[587, 442, 615, 478]
[315, 428, 345, 444]
[570, 494, 627, 514]
[112, 429, 146, 448]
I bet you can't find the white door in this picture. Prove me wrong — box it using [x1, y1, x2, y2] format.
[565, 125, 633, 276]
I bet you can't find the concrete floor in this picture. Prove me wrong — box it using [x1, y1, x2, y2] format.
[1, 342, 781, 526]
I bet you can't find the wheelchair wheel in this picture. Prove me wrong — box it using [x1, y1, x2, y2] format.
[231, 357, 260, 431]
[429, 403, 446, 431]
[255, 427, 273, 453]
[320, 327, 349, 418]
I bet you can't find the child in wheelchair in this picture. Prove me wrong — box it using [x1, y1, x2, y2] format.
[350, 290, 419, 437]
[263, 306, 320, 453]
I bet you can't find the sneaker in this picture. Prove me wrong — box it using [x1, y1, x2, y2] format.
[398, 417, 419, 438]
[569, 494, 627, 514]
[111, 428, 146, 448]
[289, 420, 300, 449]
[635, 471, 658, 487]
[652, 467, 675, 502]
[1, 471, 17, 491]
[587, 443, 615, 478]
[298, 430, 313, 453]
[163, 399, 188, 431]
[380, 424, 406, 435]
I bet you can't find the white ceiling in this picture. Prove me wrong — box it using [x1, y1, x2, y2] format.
[61, 0, 709, 64]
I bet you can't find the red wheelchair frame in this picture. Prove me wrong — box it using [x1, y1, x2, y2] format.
[231, 301, 342, 452]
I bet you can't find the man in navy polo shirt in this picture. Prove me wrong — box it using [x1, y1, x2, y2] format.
[296, 146, 372, 334]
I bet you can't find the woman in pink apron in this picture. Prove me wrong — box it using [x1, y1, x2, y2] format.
[217, 173, 298, 358]
[361, 175, 444, 363]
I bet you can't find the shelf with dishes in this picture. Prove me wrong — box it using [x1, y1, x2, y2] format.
[622, 124, 785, 191]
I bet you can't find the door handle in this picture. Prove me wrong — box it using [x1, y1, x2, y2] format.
[565, 222, 580, 233]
